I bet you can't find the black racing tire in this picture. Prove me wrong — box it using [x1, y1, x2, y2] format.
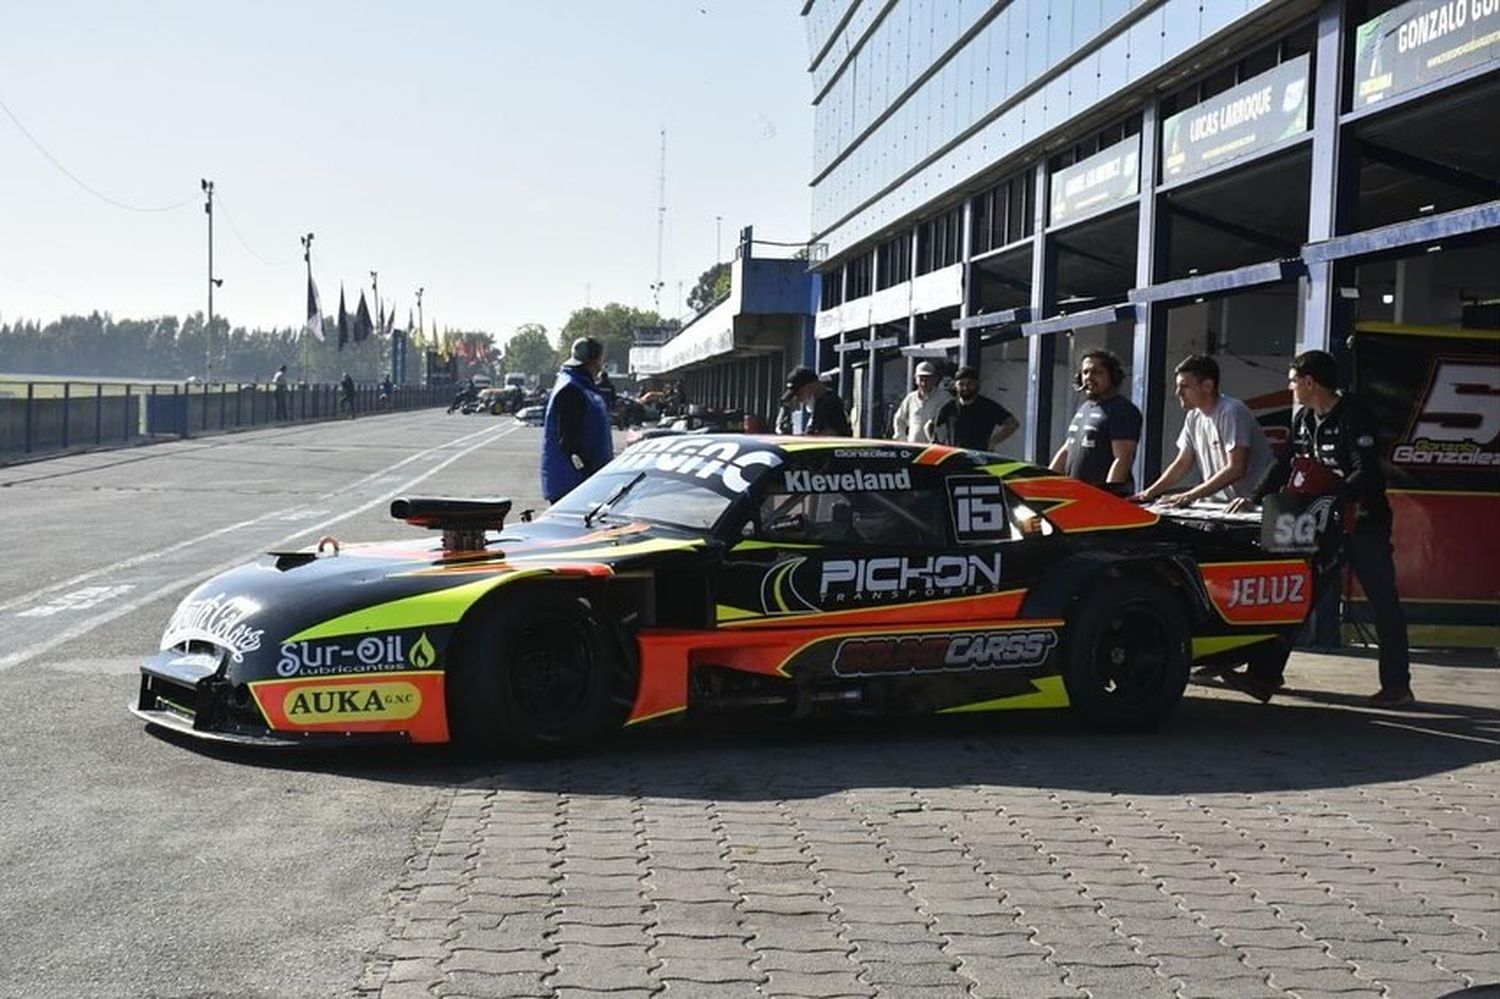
[1062, 576, 1191, 732]
[447, 590, 635, 756]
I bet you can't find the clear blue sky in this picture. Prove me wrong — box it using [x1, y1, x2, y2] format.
[0, 1, 812, 344]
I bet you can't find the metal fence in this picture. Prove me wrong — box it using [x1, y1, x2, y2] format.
[0, 380, 454, 462]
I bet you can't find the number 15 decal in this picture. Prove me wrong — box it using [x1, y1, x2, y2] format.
[948, 477, 1011, 541]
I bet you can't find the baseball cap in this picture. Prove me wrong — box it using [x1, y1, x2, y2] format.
[954, 365, 980, 382]
[781, 366, 819, 402]
[915, 361, 939, 377]
[562, 336, 604, 367]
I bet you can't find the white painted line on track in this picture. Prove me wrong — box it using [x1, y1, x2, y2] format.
[0, 421, 524, 673]
[0, 421, 511, 615]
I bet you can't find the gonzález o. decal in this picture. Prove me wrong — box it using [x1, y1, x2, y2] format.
[161, 592, 264, 663]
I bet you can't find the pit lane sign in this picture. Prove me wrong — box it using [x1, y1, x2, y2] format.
[1354, 0, 1500, 109]
[1049, 136, 1140, 226]
[1161, 55, 1309, 184]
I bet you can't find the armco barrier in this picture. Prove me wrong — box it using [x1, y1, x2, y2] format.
[0, 380, 454, 462]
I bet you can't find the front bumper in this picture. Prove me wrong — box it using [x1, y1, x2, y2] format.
[132, 650, 407, 749]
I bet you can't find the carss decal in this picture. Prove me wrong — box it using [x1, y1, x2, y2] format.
[832, 627, 1059, 677]
[1200, 560, 1313, 625]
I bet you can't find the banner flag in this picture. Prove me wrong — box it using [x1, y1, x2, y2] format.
[355, 292, 374, 342]
[337, 285, 349, 350]
[304, 274, 324, 341]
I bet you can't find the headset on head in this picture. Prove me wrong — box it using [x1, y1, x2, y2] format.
[1075, 350, 1124, 390]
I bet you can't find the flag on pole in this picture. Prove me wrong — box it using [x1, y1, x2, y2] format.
[355, 292, 373, 342]
[337, 285, 349, 350]
[304, 273, 324, 341]
[377, 298, 385, 340]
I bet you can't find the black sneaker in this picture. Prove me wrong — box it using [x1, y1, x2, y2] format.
[1219, 670, 1277, 704]
[1368, 688, 1416, 709]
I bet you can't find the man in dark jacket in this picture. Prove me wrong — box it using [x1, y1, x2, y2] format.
[782, 366, 850, 437]
[1224, 349, 1413, 708]
[541, 337, 614, 503]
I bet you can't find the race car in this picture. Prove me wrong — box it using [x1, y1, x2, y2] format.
[132, 435, 1314, 755]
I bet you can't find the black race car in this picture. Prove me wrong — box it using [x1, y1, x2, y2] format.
[132, 435, 1313, 754]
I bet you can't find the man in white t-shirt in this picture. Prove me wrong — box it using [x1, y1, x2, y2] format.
[1133, 354, 1275, 506]
[891, 361, 945, 443]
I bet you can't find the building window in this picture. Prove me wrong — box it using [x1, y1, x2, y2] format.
[820, 265, 844, 310]
[876, 232, 912, 290]
[846, 251, 873, 300]
[917, 205, 964, 275]
[1161, 23, 1317, 119]
[971, 166, 1037, 256]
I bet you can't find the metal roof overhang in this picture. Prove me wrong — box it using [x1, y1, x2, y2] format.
[951, 306, 1033, 332]
[900, 336, 962, 357]
[1020, 303, 1138, 337]
[1128, 258, 1306, 306]
[1302, 199, 1500, 266]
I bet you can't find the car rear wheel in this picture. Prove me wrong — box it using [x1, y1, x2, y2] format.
[448, 591, 634, 756]
[1062, 577, 1190, 731]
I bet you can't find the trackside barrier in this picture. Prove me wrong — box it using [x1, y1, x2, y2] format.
[0, 380, 454, 462]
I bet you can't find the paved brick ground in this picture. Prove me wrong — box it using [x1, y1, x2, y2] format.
[358, 650, 1499, 998]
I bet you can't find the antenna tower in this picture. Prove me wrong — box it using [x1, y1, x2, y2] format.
[652, 127, 666, 313]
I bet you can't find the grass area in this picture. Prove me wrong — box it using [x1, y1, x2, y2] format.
[0, 373, 245, 399]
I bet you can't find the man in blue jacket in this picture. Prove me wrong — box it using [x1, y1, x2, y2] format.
[541, 337, 614, 503]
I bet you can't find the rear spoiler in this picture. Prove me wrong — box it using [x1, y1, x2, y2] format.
[391, 496, 512, 552]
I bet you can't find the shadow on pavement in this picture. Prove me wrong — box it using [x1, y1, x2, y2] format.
[150, 685, 1500, 801]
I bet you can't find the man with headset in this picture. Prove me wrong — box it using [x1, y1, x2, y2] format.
[1050, 349, 1142, 494]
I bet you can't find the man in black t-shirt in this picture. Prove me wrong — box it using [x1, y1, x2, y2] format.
[1050, 349, 1142, 492]
[926, 365, 1019, 451]
[782, 366, 850, 436]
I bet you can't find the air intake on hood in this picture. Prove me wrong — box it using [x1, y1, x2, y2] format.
[391, 496, 512, 553]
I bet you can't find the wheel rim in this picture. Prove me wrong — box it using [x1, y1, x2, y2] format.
[1089, 603, 1175, 704]
[506, 614, 594, 729]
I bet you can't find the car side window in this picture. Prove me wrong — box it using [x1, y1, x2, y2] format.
[754, 472, 948, 548]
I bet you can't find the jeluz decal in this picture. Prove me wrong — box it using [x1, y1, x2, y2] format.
[1202, 560, 1312, 625]
[785, 468, 911, 492]
[282, 681, 422, 724]
[1392, 359, 1500, 468]
[161, 592, 264, 663]
[833, 628, 1057, 676]
[277, 631, 438, 677]
[820, 553, 1002, 603]
[611, 437, 782, 493]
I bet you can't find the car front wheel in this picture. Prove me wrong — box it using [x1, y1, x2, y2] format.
[448, 591, 634, 756]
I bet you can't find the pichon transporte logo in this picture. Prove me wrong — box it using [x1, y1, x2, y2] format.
[1392, 358, 1500, 469]
[819, 553, 1003, 604]
[832, 628, 1057, 677]
[282, 681, 422, 724]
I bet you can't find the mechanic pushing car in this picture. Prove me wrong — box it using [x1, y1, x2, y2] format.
[1225, 349, 1413, 709]
[542, 336, 614, 503]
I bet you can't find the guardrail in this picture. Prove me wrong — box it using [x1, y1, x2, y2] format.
[0, 380, 454, 462]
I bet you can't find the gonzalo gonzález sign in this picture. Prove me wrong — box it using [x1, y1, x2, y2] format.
[1354, 0, 1500, 108]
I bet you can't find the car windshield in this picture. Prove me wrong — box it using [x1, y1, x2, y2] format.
[545, 469, 736, 532]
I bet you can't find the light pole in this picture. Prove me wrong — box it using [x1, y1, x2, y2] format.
[300, 232, 315, 378]
[415, 287, 425, 385]
[201, 179, 222, 381]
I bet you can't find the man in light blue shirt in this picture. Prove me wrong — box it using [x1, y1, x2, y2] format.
[1133, 354, 1275, 506]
